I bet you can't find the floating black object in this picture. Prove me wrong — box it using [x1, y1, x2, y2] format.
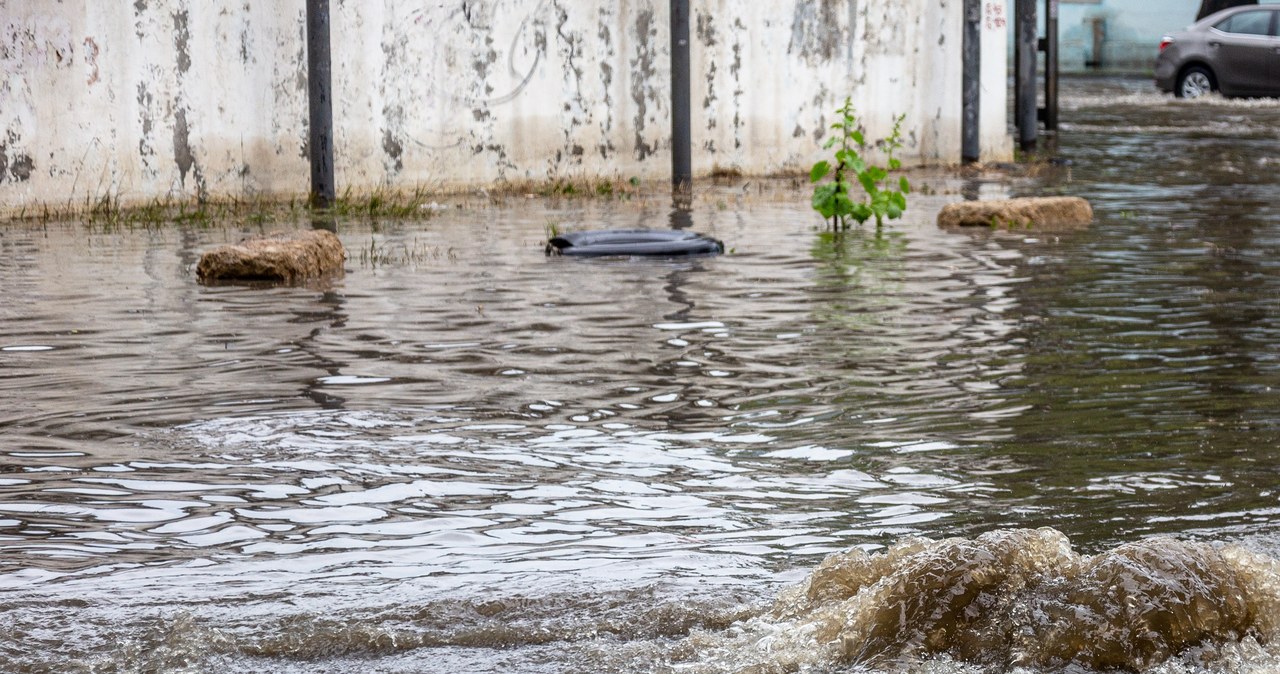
[546, 229, 724, 257]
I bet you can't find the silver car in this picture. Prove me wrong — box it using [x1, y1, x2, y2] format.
[1155, 5, 1280, 98]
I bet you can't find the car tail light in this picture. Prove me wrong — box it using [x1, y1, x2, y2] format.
[1159, 36, 1173, 52]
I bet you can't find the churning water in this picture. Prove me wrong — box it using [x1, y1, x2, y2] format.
[2, 77, 1279, 672]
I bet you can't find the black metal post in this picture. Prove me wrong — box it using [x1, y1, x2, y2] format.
[1015, 0, 1038, 151]
[1044, 0, 1059, 131]
[961, 0, 981, 163]
[1086, 17, 1104, 68]
[670, 0, 692, 206]
[1013, 3, 1022, 143]
[306, 0, 335, 209]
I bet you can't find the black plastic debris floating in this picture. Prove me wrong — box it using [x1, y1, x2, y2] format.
[546, 229, 724, 257]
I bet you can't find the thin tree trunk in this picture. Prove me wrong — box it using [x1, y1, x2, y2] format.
[1197, 0, 1258, 21]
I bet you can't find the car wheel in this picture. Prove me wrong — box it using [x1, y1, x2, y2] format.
[1175, 66, 1216, 99]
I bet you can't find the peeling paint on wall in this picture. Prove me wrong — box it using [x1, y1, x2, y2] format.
[630, 8, 660, 162]
[729, 18, 744, 151]
[0, 130, 34, 184]
[696, 11, 719, 153]
[380, 5, 409, 176]
[172, 107, 195, 188]
[594, 5, 616, 160]
[172, 9, 190, 74]
[0, 0, 1011, 214]
[789, 0, 849, 64]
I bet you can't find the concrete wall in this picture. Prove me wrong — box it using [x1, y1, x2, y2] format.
[0, 0, 1012, 215]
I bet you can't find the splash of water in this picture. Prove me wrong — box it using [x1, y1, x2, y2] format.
[674, 528, 1280, 672]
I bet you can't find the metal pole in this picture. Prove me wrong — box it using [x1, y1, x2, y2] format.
[1015, 0, 1038, 151]
[306, 0, 335, 209]
[1013, 3, 1022, 138]
[670, 0, 692, 205]
[1044, 0, 1059, 131]
[1086, 18, 1104, 68]
[961, 0, 981, 163]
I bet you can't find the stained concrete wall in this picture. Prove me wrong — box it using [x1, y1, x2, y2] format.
[0, 1, 1012, 215]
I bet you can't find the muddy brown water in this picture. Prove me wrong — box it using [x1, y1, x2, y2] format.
[2, 76, 1279, 672]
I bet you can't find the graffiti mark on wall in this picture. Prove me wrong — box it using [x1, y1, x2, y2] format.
[486, 0, 546, 105]
[83, 37, 100, 85]
[985, 3, 1007, 31]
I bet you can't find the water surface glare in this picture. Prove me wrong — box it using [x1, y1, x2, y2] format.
[2, 76, 1280, 672]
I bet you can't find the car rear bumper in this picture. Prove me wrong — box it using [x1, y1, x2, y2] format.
[1153, 57, 1178, 92]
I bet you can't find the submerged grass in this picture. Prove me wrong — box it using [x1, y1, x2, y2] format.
[4, 177, 647, 227]
[355, 237, 458, 268]
[331, 185, 443, 219]
[480, 174, 645, 201]
[4, 168, 984, 230]
[6, 187, 449, 229]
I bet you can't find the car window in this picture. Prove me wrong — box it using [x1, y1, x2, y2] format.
[1213, 10, 1273, 36]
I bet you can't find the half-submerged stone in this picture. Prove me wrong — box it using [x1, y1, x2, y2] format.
[937, 196, 1093, 231]
[196, 229, 345, 284]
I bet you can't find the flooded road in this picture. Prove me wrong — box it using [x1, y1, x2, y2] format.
[2, 76, 1279, 672]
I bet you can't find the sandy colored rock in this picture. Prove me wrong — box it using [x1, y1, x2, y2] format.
[937, 196, 1093, 231]
[197, 229, 345, 284]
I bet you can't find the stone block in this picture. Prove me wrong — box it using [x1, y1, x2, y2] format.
[937, 197, 1093, 230]
[197, 229, 345, 284]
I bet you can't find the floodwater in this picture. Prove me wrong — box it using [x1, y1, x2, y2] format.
[1, 76, 1279, 673]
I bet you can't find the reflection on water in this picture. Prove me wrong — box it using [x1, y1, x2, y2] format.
[1, 76, 1280, 672]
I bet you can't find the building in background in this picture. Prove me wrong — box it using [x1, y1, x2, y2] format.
[1056, 0, 1199, 72]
